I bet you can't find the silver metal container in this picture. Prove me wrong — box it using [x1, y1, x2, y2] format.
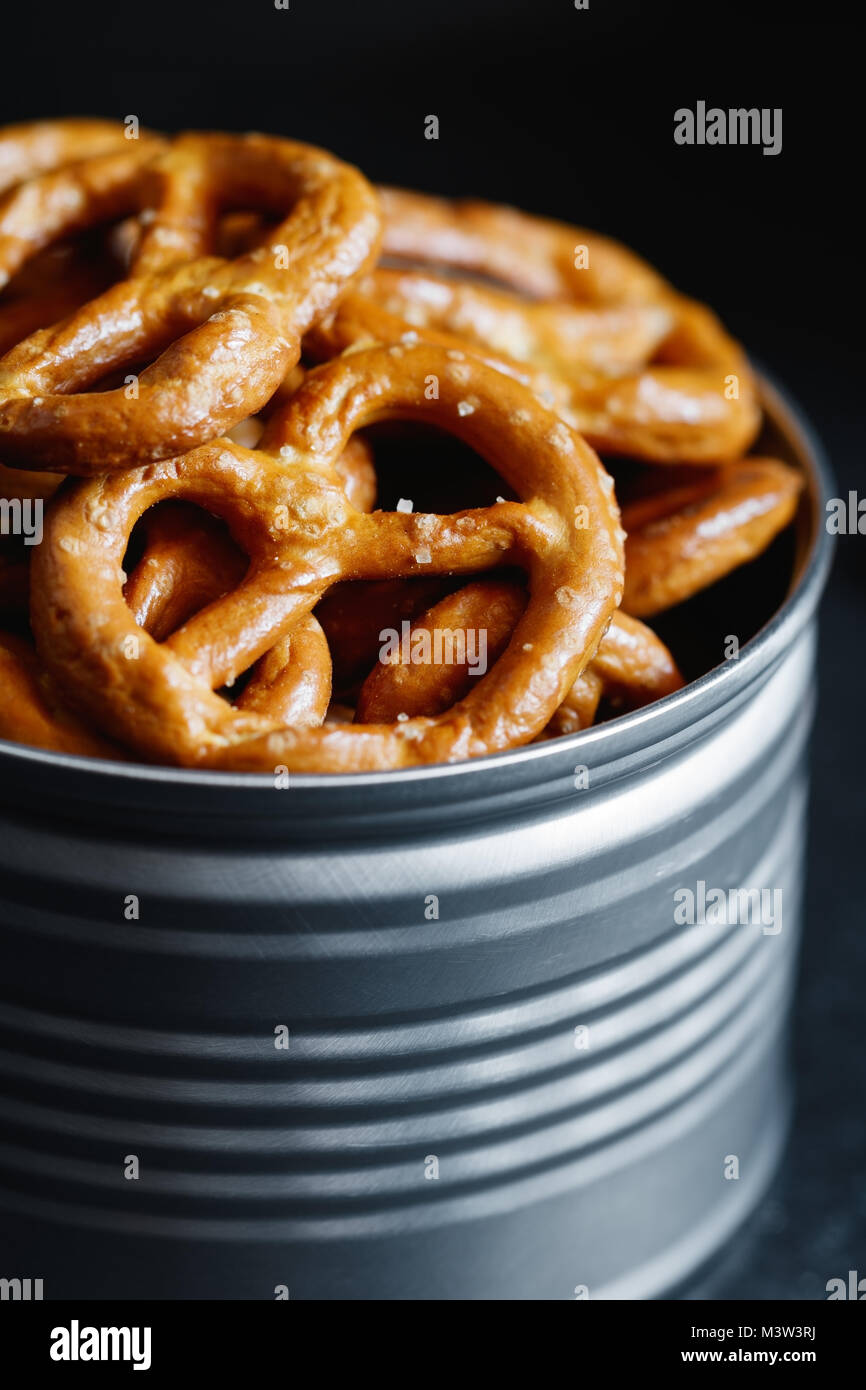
[0, 379, 831, 1300]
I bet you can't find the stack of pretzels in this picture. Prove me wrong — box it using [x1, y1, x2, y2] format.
[0, 120, 802, 772]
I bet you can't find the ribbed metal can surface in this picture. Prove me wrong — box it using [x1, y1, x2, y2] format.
[0, 381, 831, 1300]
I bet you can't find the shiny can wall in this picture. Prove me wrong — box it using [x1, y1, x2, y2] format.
[0, 381, 831, 1300]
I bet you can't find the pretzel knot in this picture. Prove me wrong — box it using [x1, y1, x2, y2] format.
[0, 132, 381, 473]
[30, 344, 625, 771]
[313, 187, 761, 465]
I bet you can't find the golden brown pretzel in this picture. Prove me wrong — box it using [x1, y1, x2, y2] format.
[123, 502, 248, 641]
[0, 119, 143, 196]
[122, 425, 376, 629]
[232, 617, 332, 727]
[0, 132, 381, 472]
[0, 121, 149, 362]
[355, 579, 526, 721]
[356, 581, 682, 731]
[545, 610, 684, 733]
[0, 631, 121, 757]
[119, 430, 377, 724]
[622, 457, 803, 616]
[316, 577, 453, 696]
[377, 187, 667, 304]
[120, 505, 332, 726]
[313, 282, 758, 466]
[335, 188, 760, 464]
[362, 266, 675, 378]
[307, 285, 574, 418]
[30, 343, 624, 771]
[0, 238, 124, 356]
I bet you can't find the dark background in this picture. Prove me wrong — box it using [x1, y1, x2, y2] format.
[2, 0, 863, 1299]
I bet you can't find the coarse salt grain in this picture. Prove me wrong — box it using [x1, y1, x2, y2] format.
[555, 585, 581, 610]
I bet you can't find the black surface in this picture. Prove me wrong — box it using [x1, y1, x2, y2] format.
[1, 0, 863, 1300]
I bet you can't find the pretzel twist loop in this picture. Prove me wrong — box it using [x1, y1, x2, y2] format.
[0, 133, 382, 472]
[30, 344, 624, 770]
[312, 187, 762, 464]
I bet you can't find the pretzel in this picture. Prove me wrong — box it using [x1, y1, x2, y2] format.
[377, 187, 668, 305]
[0, 415, 375, 662]
[0, 132, 381, 472]
[118, 429, 377, 726]
[355, 579, 526, 722]
[0, 237, 122, 357]
[0, 631, 122, 757]
[621, 457, 802, 616]
[356, 582, 682, 732]
[123, 430, 376, 626]
[365, 265, 676, 376]
[123, 501, 247, 641]
[0, 121, 142, 358]
[544, 609, 684, 734]
[118, 503, 332, 727]
[30, 343, 625, 770]
[316, 577, 454, 696]
[0, 119, 143, 196]
[320, 188, 760, 464]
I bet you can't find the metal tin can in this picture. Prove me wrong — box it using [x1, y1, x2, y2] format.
[0, 379, 832, 1300]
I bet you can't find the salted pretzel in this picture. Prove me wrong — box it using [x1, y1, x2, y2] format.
[356, 581, 682, 732]
[119, 430, 378, 726]
[0, 132, 381, 472]
[313, 187, 760, 464]
[312, 264, 674, 409]
[0, 403, 376, 634]
[30, 343, 624, 771]
[365, 265, 676, 376]
[123, 432, 376, 631]
[310, 449, 799, 710]
[621, 457, 802, 616]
